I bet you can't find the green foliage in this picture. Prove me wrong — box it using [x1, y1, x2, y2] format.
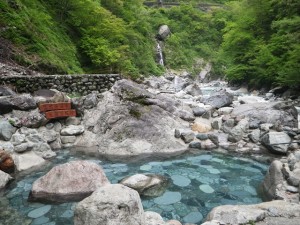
[0, 0, 82, 74]
[220, 0, 300, 88]
[0, 0, 229, 78]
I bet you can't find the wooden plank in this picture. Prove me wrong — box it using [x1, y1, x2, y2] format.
[39, 102, 71, 112]
[45, 109, 76, 119]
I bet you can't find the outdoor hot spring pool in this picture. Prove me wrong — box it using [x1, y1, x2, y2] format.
[1, 150, 268, 225]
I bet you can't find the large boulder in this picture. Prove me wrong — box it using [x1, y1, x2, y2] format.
[158, 25, 171, 40]
[0, 94, 37, 115]
[119, 174, 169, 197]
[261, 132, 291, 155]
[29, 160, 110, 203]
[202, 90, 233, 109]
[262, 160, 285, 200]
[76, 79, 188, 161]
[205, 200, 300, 225]
[74, 184, 145, 225]
[231, 101, 298, 128]
[0, 120, 16, 141]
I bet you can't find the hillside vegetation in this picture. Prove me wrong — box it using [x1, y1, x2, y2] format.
[0, 0, 299, 88]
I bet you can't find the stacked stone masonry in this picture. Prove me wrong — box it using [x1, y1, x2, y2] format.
[0, 74, 121, 94]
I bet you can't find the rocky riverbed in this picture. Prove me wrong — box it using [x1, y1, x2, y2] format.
[1, 71, 300, 225]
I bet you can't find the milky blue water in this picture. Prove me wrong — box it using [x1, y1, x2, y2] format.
[2, 150, 268, 225]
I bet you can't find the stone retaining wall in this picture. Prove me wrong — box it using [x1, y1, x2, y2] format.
[0, 74, 121, 94]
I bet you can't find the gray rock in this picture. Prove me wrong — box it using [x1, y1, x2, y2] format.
[0, 94, 37, 115]
[192, 107, 206, 117]
[158, 25, 171, 40]
[262, 160, 285, 199]
[11, 133, 26, 145]
[14, 143, 32, 153]
[0, 121, 16, 141]
[261, 132, 291, 154]
[196, 133, 208, 140]
[30, 161, 110, 203]
[13, 151, 45, 172]
[49, 138, 61, 150]
[61, 125, 84, 136]
[181, 131, 195, 144]
[222, 118, 235, 133]
[249, 129, 261, 143]
[65, 117, 81, 126]
[177, 110, 195, 122]
[211, 118, 222, 130]
[77, 80, 187, 161]
[0, 141, 14, 152]
[231, 101, 298, 128]
[38, 127, 57, 143]
[202, 90, 233, 109]
[185, 84, 202, 96]
[83, 92, 99, 109]
[201, 139, 217, 150]
[0, 86, 16, 96]
[0, 170, 12, 189]
[11, 109, 48, 128]
[217, 107, 233, 115]
[61, 135, 76, 144]
[74, 184, 145, 225]
[173, 76, 189, 92]
[145, 211, 166, 225]
[260, 123, 273, 132]
[120, 174, 169, 197]
[206, 200, 300, 225]
[189, 141, 201, 149]
[228, 118, 249, 142]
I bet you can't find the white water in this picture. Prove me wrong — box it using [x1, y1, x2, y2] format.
[157, 42, 164, 66]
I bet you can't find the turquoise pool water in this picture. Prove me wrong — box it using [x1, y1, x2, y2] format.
[2, 150, 268, 225]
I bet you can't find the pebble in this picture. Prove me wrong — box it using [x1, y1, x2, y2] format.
[171, 175, 191, 187]
[199, 184, 215, 193]
[28, 205, 52, 219]
[154, 192, 182, 205]
[140, 165, 152, 171]
[183, 211, 203, 224]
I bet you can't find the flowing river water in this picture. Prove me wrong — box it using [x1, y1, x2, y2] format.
[1, 150, 268, 225]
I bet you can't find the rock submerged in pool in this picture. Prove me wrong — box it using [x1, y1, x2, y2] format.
[119, 173, 169, 197]
[29, 160, 110, 203]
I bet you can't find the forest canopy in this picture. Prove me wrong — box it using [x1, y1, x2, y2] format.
[0, 0, 299, 88]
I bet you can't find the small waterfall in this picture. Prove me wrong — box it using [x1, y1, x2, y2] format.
[156, 42, 164, 66]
